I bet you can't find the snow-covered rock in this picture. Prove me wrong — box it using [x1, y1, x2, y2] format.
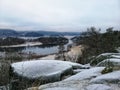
[97, 58, 120, 68]
[73, 69, 86, 74]
[38, 81, 115, 90]
[85, 84, 112, 90]
[90, 53, 120, 66]
[11, 60, 89, 82]
[90, 71, 120, 84]
[64, 67, 105, 81]
[97, 58, 120, 66]
[37, 67, 105, 90]
[98, 53, 120, 57]
[111, 55, 120, 59]
[64, 61, 90, 69]
[38, 80, 89, 90]
[27, 67, 120, 90]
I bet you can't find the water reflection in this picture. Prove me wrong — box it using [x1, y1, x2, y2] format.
[0, 44, 59, 53]
[0, 36, 74, 55]
[0, 47, 25, 52]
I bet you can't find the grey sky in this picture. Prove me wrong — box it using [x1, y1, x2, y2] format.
[0, 0, 120, 32]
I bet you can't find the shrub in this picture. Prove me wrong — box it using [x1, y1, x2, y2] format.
[101, 67, 113, 74]
[0, 61, 10, 86]
[101, 60, 114, 74]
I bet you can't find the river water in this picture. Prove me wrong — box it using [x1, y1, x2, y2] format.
[0, 36, 74, 55]
[22, 36, 73, 55]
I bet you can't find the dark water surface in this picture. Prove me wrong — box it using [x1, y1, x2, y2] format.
[0, 36, 74, 55]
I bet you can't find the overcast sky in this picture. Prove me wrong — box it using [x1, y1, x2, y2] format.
[0, 0, 120, 32]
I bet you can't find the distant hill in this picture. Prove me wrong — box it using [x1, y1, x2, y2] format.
[20, 31, 44, 37]
[0, 29, 80, 37]
[0, 29, 19, 37]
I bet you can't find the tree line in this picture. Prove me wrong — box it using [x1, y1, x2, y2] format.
[73, 27, 120, 64]
[0, 37, 25, 46]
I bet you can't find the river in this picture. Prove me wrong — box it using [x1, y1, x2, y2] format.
[0, 36, 74, 55]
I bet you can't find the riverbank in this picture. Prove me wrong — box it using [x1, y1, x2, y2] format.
[0, 42, 42, 48]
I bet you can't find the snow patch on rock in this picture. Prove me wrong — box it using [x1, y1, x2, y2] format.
[97, 58, 120, 67]
[90, 71, 120, 83]
[38, 80, 88, 90]
[64, 67, 105, 81]
[85, 84, 112, 90]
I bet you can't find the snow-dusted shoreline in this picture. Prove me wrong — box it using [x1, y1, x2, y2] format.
[0, 42, 42, 48]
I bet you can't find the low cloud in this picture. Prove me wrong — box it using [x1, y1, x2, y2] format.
[0, 0, 120, 31]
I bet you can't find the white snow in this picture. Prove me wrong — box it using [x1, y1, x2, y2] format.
[38, 77, 120, 90]
[41, 87, 75, 90]
[90, 71, 120, 83]
[38, 80, 89, 90]
[37, 67, 104, 90]
[63, 61, 90, 69]
[97, 58, 120, 66]
[73, 69, 86, 74]
[38, 76, 117, 90]
[111, 55, 120, 59]
[12, 60, 70, 79]
[26, 63, 120, 90]
[98, 53, 120, 56]
[0, 42, 42, 48]
[11, 60, 88, 79]
[85, 84, 112, 90]
[64, 67, 105, 81]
